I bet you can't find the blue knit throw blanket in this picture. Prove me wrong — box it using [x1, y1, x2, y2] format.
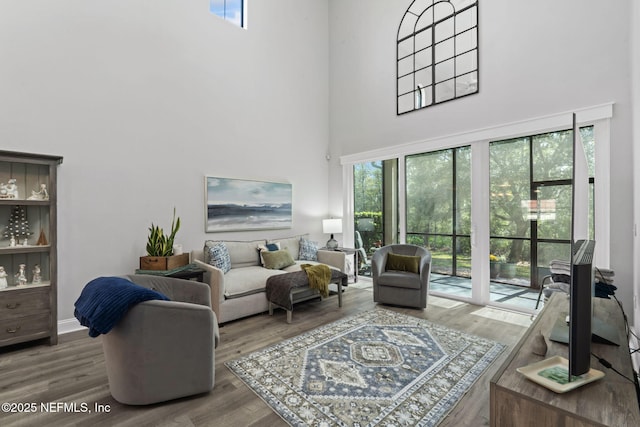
[74, 276, 169, 337]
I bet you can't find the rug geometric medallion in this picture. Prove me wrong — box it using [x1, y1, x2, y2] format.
[226, 308, 506, 426]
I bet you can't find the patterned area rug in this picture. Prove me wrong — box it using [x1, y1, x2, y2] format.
[226, 308, 505, 426]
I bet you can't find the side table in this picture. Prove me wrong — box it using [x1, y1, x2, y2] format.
[135, 263, 206, 282]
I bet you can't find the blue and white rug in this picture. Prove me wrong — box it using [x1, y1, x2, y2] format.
[226, 308, 505, 426]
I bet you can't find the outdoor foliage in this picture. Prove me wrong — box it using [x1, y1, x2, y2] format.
[406, 147, 471, 248]
[354, 162, 385, 252]
[352, 127, 595, 283]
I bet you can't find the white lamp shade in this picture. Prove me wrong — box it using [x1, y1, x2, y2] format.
[322, 218, 343, 234]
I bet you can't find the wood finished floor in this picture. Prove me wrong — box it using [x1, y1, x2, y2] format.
[0, 283, 531, 427]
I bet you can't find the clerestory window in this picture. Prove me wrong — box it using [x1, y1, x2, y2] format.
[210, 0, 246, 28]
[397, 0, 479, 114]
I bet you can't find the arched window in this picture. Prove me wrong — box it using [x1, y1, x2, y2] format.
[397, 0, 478, 115]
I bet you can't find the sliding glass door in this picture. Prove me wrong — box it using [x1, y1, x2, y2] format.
[488, 127, 594, 308]
[353, 159, 398, 276]
[489, 137, 532, 289]
[346, 113, 602, 313]
[405, 147, 474, 299]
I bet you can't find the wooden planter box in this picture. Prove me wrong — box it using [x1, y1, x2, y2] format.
[139, 253, 189, 271]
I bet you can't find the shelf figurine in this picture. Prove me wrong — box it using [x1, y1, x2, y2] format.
[15, 264, 27, 286]
[3, 206, 31, 246]
[0, 266, 7, 289]
[28, 183, 48, 201]
[32, 264, 41, 284]
[0, 179, 18, 199]
[36, 229, 48, 246]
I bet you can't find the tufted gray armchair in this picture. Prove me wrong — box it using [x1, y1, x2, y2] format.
[372, 244, 432, 309]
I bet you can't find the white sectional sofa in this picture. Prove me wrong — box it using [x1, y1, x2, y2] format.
[192, 235, 346, 323]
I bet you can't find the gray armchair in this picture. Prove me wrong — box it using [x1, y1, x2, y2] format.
[101, 275, 220, 405]
[372, 244, 431, 309]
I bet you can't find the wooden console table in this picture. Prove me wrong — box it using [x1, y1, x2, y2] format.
[490, 293, 640, 426]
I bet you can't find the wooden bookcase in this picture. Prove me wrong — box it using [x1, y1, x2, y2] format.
[0, 150, 62, 347]
[491, 293, 640, 426]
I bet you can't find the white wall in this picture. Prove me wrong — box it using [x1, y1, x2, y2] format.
[1, 0, 636, 326]
[329, 1, 636, 317]
[0, 0, 330, 321]
[632, 0, 640, 349]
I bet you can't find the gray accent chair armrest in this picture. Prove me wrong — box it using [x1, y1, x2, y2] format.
[101, 275, 220, 405]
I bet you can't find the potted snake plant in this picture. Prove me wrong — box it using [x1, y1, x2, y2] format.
[140, 208, 188, 270]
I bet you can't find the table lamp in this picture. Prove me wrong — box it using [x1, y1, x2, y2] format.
[322, 218, 342, 250]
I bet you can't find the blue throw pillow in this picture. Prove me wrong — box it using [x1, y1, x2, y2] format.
[299, 238, 319, 261]
[207, 242, 231, 273]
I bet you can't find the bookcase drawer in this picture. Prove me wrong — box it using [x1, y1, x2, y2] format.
[0, 312, 51, 344]
[0, 287, 50, 320]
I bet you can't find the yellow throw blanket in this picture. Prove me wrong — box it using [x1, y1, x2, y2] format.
[301, 264, 331, 297]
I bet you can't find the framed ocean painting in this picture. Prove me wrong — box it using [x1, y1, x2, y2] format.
[205, 177, 292, 232]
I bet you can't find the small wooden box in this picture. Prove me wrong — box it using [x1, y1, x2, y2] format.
[139, 253, 190, 271]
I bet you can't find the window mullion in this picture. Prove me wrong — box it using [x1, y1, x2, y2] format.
[452, 149, 458, 274]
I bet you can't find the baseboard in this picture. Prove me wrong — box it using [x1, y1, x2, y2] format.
[58, 317, 86, 335]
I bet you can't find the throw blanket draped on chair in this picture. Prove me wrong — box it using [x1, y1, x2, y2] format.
[74, 276, 169, 337]
[301, 263, 331, 297]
